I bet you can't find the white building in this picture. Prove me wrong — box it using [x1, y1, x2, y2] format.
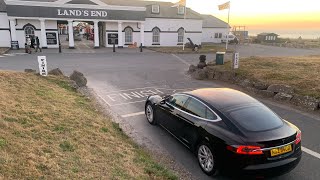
[201, 14, 230, 44]
[0, 0, 229, 49]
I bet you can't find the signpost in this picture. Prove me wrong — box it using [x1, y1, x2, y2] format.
[233, 52, 239, 69]
[37, 56, 48, 76]
[11, 41, 19, 50]
[46, 32, 58, 45]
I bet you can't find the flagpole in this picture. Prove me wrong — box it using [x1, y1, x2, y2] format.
[183, 5, 186, 51]
[226, 2, 230, 50]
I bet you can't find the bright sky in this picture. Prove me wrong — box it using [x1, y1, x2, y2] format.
[158, 0, 320, 31]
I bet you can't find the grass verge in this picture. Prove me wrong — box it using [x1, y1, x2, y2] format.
[147, 44, 227, 54]
[0, 71, 177, 179]
[220, 55, 320, 98]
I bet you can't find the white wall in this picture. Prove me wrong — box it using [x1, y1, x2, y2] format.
[202, 27, 228, 43]
[105, 18, 203, 47]
[105, 22, 143, 48]
[144, 18, 203, 47]
[13, 19, 58, 48]
[0, 13, 11, 47]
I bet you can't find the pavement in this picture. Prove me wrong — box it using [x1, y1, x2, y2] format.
[0, 44, 320, 179]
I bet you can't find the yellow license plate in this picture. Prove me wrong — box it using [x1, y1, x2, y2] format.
[270, 144, 292, 157]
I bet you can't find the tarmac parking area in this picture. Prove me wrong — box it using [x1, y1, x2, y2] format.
[1, 46, 320, 179]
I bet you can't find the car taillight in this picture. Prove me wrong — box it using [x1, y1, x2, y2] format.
[295, 130, 301, 144]
[227, 145, 263, 155]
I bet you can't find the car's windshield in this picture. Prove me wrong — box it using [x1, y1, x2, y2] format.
[227, 105, 283, 132]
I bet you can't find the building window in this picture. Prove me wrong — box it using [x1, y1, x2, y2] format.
[265, 36, 268, 41]
[215, 33, 222, 38]
[24, 25, 35, 38]
[124, 27, 133, 44]
[152, 5, 160, 14]
[178, 6, 185, 15]
[178, 28, 184, 43]
[152, 27, 160, 44]
[219, 33, 222, 38]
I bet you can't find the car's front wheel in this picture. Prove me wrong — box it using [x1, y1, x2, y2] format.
[197, 142, 219, 176]
[145, 102, 156, 125]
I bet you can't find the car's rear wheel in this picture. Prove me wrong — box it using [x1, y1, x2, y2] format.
[145, 102, 156, 125]
[197, 142, 219, 176]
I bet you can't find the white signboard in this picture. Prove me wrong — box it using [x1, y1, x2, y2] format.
[38, 56, 48, 76]
[233, 53, 239, 69]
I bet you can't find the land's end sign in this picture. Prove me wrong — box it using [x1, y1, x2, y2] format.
[57, 9, 107, 17]
[38, 56, 48, 76]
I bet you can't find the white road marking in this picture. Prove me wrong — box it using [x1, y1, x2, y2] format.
[110, 100, 146, 106]
[302, 146, 320, 160]
[96, 93, 111, 106]
[171, 54, 191, 66]
[103, 86, 158, 94]
[121, 111, 145, 118]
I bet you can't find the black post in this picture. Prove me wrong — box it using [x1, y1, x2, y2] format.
[113, 40, 116, 52]
[59, 42, 62, 53]
[140, 43, 143, 52]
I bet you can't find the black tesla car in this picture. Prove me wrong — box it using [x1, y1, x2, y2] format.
[145, 88, 302, 177]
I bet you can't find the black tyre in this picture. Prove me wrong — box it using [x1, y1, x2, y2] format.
[145, 102, 156, 125]
[197, 142, 219, 176]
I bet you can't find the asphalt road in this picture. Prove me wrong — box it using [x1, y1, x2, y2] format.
[1, 46, 320, 179]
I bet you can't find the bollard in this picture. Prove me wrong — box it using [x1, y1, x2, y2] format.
[140, 43, 143, 52]
[59, 42, 62, 53]
[113, 41, 116, 52]
[25, 43, 28, 53]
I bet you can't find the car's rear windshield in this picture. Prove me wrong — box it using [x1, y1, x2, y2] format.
[228, 105, 283, 132]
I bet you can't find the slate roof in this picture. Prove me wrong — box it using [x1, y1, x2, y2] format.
[0, 0, 6, 12]
[67, 0, 97, 5]
[201, 14, 229, 28]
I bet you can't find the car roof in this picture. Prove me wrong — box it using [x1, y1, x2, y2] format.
[183, 88, 260, 110]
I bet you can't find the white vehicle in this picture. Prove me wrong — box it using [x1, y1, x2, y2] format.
[221, 34, 239, 44]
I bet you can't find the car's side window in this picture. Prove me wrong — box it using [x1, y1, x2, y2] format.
[184, 98, 206, 119]
[206, 108, 217, 120]
[166, 95, 189, 110]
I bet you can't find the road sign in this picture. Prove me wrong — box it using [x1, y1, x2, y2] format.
[37, 56, 48, 76]
[233, 52, 239, 69]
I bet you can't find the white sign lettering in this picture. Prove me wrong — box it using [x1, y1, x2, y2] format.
[38, 56, 48, 76]
[233, 52, 239, 69]
[57, 9, 108, 17]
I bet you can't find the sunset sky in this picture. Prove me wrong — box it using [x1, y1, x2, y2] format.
[157, 0, 320, 32]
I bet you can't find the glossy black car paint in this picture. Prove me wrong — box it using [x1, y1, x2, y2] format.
[145, 88, 302, 176]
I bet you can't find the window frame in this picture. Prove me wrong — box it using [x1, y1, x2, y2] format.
[24, 25, 35, 37]
[152, 27, 160, 44]
[124, 27, 133, 44]
[151, 5, 160, 14]
[177, 28, 184, 43]
[178, 6, 185, 15]
[167, 93, 222, 122]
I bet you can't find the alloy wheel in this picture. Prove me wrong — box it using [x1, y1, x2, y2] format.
[198, 145, 215, 173]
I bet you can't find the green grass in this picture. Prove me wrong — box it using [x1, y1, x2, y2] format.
[0, 71, 177, 179]
[219, 55, 320, 98]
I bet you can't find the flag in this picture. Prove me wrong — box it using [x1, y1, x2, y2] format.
[218, 1, 230, 10]
[172, 0, 186, 7]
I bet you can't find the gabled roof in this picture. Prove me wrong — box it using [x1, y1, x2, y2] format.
[258, 33, 279, 36]
[66, 0, 98, 5]
[0, 0, 7, 12]
[201, 14, 229, 28]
